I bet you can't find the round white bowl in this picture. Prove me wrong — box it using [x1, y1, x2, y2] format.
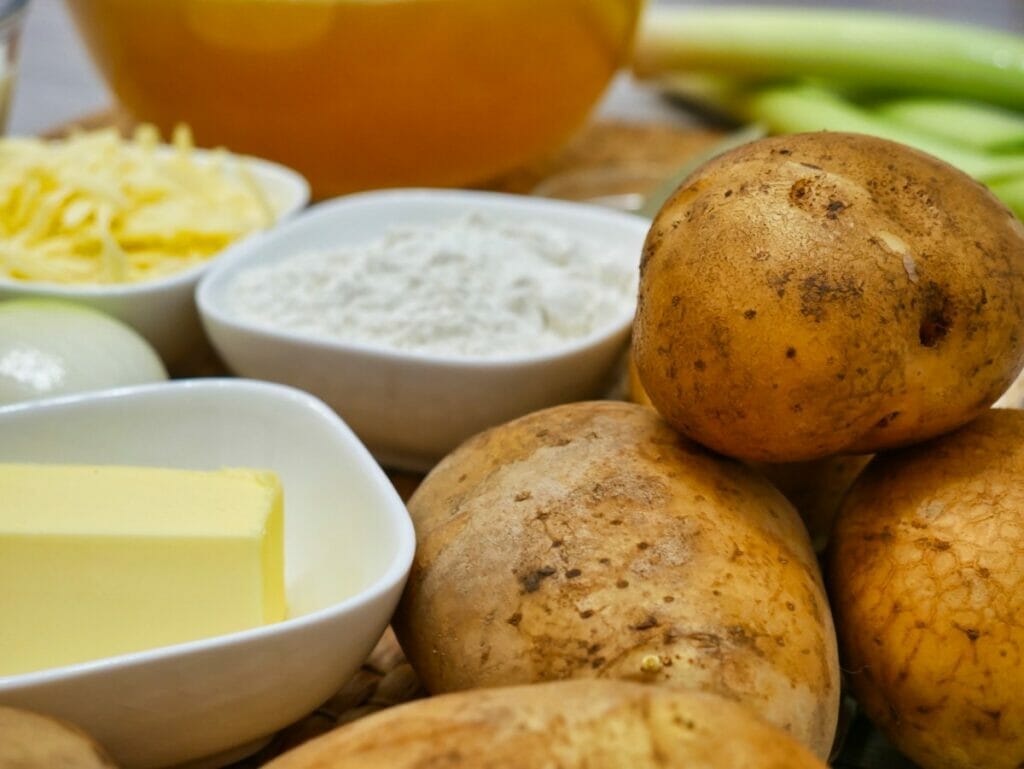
[0, 379, 414, 769]
[0, 148, 310, 366]
[197, 189, 649, 471]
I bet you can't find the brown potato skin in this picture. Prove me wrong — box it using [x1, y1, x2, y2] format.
[393, 401, 840, 759]
[753, 454, 872, 552]
[629, 348, 868, 549]
[830, 409, 1024, 769]
[264, 680, 828, 769]
[634, 132, 1024, 463]
[627, 348, 656, 407]
[0, 707, 117, 768]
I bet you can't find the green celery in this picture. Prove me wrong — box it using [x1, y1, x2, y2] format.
[633, 6, 1024, 109]
[875, 98, 1024, 152]
[744, 85, 1024, 182]
[988, 176, 1024, 220]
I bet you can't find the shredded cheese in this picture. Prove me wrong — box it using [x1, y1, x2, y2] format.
[0, 126, 275, 285]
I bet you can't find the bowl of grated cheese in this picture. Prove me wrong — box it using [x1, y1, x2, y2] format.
[0, 126, 310, 365]
[197, 189, 649, 471]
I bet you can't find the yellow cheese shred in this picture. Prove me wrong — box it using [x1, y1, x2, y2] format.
[0, 125, 275, 285]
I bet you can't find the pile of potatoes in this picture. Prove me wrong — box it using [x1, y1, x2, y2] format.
[262, 131, 1024, 769]
[7, 133, 1024, 769]
[630, 133, 1024, 768]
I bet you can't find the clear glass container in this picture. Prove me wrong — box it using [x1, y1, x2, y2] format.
[65, 0, 644, 198]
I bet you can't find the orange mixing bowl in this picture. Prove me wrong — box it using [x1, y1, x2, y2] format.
[66, 0, 643, 197]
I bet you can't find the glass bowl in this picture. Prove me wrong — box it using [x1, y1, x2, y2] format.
[65, 0, 644, 198]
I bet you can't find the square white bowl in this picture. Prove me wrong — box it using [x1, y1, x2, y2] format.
[0, 379, 414, 769]
[197, 189, 649, 471]
[0, 148, 310, 366]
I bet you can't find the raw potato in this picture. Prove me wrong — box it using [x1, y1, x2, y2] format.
[634, 132, 1024, 463]
[830, 409, 1024, 769]
[0, 706, 116, 768]
[394, 401, 840, 759]
[753, 455, 872, 552]
[263, 680, 828, 769]
[629, 352, 868, 550]
[626, 348, 655, 408]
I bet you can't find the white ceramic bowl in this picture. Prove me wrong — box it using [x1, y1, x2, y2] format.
[0, 379, 414, 769]
[0, 148, 310, 366]
[197, 189, 649, 471]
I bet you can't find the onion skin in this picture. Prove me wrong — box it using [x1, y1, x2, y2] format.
[0, 299, 167, 406]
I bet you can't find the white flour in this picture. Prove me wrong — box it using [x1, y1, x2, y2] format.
[226, 213, 637, 357]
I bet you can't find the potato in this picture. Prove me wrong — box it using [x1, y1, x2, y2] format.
[634, 132, 1024, 463]
[627, 347, 655, 407]
[0, 707, 116, 768]
[263, 680, 828, 769]
[393, 401, 840, 759]
[752, 455, 871, 552]
[629, 350, 868, 548]
[830, 409, 1024, 769]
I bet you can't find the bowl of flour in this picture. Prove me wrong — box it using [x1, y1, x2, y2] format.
[197, 189, 649, 471]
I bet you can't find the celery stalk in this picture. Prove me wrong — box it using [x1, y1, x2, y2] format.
[988, 176, 1024, 220]
[633, 6, 1024, 109]
[875, 98, 1024, 152]
[744, 85, 1024, 182]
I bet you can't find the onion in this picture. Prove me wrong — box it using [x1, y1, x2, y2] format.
[0, 299, 168, 406]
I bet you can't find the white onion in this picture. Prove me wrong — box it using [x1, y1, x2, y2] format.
[0, 300, 168, 406]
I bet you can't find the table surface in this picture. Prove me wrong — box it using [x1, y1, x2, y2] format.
[10, 0, 1024, 137]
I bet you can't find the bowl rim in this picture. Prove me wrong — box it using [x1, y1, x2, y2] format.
[0, 377, 416, 690]
[0, 143, 311, 298]
[197, 187, 649, 369]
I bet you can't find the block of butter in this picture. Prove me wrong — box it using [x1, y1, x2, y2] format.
[0, 464, 286, 677]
